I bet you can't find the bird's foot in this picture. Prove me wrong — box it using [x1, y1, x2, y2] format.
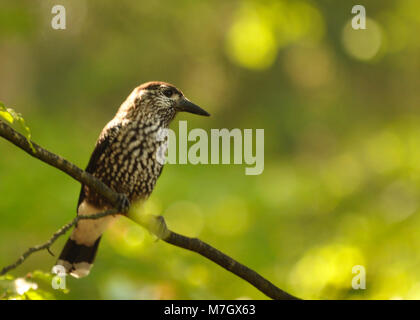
[149, 215, 170, 240]
[116, 193, 130, 214]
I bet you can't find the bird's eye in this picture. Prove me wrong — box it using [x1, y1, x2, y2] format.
[163, 89, 173, 98]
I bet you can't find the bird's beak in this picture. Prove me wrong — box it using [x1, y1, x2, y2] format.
[176, 98, 210, 117]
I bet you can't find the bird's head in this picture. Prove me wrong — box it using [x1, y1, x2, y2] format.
[118, 81, 210, 126]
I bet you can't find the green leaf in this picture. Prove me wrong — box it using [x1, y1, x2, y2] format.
[28, 270, 69, 295]
[0, 274, 14, 281]
[0, 111, 14, 123]
[0, 274, 15, 300]
[25, 289, 56, 300]
[0, 102, 13, 123]
[0, 102, 35, 153]
[30, 270, 54, 283]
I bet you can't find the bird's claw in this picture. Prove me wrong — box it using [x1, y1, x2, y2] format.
[117, 194, 130, 213]
[151, 215, 170, 240]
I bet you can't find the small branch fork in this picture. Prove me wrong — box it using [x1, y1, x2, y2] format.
[0, 121, 299, 300]
[0, 209, 118, 276]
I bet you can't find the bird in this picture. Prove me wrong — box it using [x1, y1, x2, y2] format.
[56, 81, 210, 278]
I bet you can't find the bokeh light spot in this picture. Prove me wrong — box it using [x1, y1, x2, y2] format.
[289, 245, 365, 298]
[106, 217, 150, 257]
[363, 130, 404, 174]
[257, 165, 298, 209]
[186, 264, 209, 287]
[207, 197, 250, 236]
[321, 153, 364, 198]
[379, 181, 418, 222]
[226, 7, 277, 70]
[342, 18, 382, 61]
[164, 201, 204, 237]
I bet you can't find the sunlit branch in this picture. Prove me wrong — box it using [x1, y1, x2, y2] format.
[0, 120, 300, 300]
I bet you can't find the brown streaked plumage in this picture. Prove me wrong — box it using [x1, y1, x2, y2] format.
[57, 81, 210, 278]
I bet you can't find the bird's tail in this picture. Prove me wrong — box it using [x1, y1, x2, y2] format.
[56, 236, 101, 278]
[55, 200, 118, 278]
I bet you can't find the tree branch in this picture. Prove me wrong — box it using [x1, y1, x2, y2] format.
[0, 121, 125, 209]
[0, 120, 299, 300]
[0, 209, 118, 276]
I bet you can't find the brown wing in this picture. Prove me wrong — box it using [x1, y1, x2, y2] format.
[77, 124, 122, 207]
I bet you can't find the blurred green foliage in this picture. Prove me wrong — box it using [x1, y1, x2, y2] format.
[0, 270, 65, 299]
[1, 0, 420, 300]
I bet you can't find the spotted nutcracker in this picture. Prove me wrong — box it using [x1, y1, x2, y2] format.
[57, 81, 210, 278]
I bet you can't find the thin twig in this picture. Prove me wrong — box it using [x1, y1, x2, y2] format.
[0, 120, 300, 300]
[0, 209, 118, 276]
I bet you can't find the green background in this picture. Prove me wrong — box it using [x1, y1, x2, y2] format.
[1, 0, 420, 299]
